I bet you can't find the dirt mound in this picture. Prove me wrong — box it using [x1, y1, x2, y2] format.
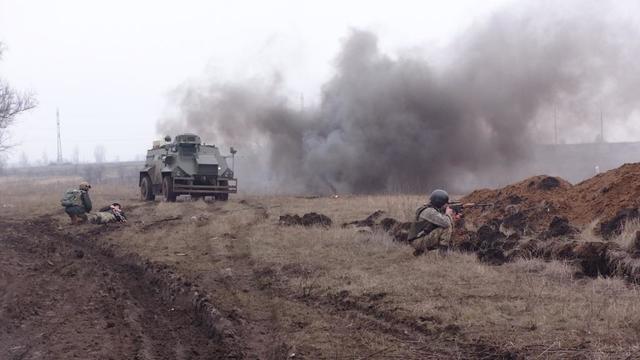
[598, 208, 639, 239]
[343, 211, 412, 242]
[543, 216, 578, 239]
[462, 175, 572, 233]
[279, 213, 333, 227]
[342, 210, 385, 228]
[568, 163, 640, 224]
[462, 163, 640, 232]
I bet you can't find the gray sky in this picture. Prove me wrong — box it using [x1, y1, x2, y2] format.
[0, 0, 511, 164]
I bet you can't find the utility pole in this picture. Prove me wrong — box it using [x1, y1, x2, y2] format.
[56, 108, 63, 163]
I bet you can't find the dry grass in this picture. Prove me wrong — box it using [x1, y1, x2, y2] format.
[3, 175, 640, 356]
[0, 176, 138, 217]
[611, 218, 640, 251]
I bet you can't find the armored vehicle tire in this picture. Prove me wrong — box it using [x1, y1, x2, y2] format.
[140, 176, 155, 201]
[216, 180, 229, 201]
[162, 176, 177, 202]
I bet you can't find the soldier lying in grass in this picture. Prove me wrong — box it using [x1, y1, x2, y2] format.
[87, 202, 127, 224]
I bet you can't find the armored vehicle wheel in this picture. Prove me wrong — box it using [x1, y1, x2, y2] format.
[140, 176, 155, 201]
[216, 180, 229, 201]
[162, 176, 177, 202]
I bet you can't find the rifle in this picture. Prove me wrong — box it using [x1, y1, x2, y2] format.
[447, 202, 493, 215]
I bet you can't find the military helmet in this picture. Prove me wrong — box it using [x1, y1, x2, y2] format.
[79, 181, 91, 191]
[429, 189, 449, 208]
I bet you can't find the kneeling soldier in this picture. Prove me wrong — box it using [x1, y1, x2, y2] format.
[60, 182, 92, 224]
[408, 189, 456, 256]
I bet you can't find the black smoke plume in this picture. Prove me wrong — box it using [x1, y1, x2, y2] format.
[159, 2, 640, 194]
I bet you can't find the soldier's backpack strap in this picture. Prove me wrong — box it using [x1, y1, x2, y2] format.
[407, 204, 436, 241]
[414, 204, 431, 221]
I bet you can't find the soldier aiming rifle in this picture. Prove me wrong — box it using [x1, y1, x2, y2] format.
[408, 190, 491, 255]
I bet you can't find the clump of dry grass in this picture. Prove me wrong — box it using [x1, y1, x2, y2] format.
[611, 218, 640, 251]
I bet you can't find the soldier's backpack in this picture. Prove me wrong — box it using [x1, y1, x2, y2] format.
[60, 189, 83, 207]
[407, 204, 438, 242]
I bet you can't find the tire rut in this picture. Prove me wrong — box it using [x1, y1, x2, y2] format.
[0, 216, 231, 360]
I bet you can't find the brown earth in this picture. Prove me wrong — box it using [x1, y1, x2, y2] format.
[338, 163, 640, 280]
[0, 216, 233, 360]
[4, 174, 640, 358]
[461, 163, 640, 231]
[278, 212, 333, 227]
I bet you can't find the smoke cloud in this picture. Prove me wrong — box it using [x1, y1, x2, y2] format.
[159, 2, 640, 194]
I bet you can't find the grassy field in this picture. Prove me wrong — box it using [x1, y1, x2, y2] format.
[2, 176, 640, 358]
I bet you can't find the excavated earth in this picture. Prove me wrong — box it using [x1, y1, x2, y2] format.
[347, 163, 640, 280]
[462, 163, 640, 234]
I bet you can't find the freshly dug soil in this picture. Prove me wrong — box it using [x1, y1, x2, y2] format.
[461, 175, 572, 233]
[462, 163, 640, 232]
[279, 212, 333, 227]
[342, 210, 385, 228]
[342, 163, 640, 280]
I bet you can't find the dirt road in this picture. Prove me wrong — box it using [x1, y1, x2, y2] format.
[0, 216, 231, 360]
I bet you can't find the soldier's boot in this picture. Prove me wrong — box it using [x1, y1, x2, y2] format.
[69, 214, 78, 225]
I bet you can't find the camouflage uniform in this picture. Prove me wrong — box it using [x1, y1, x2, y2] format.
[88, 204, 127, 224]
[63, 183, 92, 224]
[411, 207, 453, 254]
[88, 211, 116, 224]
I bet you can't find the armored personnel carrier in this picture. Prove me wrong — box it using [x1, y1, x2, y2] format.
[139, 134, 237, 201]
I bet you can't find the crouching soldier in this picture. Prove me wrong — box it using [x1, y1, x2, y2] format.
[88, 203, 127, 224]
[408, 189, 456, 256]
[60, 181, 92, 224]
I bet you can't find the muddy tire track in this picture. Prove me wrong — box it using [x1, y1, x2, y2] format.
[0, 216, 233, 360]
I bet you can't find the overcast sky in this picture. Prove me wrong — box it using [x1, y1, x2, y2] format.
[0, 0, 517, 164]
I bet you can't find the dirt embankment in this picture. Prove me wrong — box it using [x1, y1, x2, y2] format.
[458, 163, 640, 276]
[342, 163, 640, 279]
[462, 163, 640, 232]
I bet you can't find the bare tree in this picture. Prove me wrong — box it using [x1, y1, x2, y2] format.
[0, 43, 37, 152]
[94, 145, 106, 163]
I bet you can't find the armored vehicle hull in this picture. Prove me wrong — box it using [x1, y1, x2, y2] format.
[139, 134, 237, 201]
